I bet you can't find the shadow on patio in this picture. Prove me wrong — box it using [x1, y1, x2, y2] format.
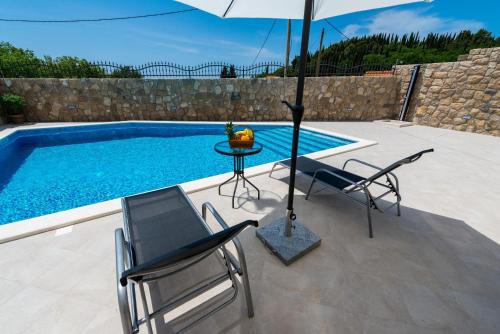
[144, 176, 500, 333]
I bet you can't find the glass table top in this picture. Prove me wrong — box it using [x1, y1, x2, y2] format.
[214, 141, 263, 157]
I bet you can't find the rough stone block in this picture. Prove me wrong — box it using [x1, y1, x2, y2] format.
[467, 75, 483, 84]
[431, 72, 448, 79]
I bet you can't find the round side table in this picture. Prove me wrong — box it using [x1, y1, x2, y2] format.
[214, 141, 263, 208]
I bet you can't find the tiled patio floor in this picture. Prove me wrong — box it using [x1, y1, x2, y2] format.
[1, 122, 499, 333]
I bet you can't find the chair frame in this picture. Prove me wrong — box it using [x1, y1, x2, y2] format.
[115, 190, 254, 334]
[270, 149, 433, 238]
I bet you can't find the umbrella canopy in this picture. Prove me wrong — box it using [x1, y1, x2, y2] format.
[176, 0, 425, 19]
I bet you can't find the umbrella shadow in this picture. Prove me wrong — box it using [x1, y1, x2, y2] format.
[140, 190, 500, 333]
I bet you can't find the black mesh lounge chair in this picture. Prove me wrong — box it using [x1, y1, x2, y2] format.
[269, 149, 433, 238]
[115, 185, 258, 334]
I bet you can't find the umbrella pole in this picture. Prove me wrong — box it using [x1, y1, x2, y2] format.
[256, 0, 321, 265]
[284, 0, 313, 237]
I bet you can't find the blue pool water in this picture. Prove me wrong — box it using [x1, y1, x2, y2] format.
[0, 123, 354, 224]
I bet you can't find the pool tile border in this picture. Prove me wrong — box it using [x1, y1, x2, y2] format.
[0, 121, 376, 243]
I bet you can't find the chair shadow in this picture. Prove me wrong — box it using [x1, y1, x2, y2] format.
[139, 172, 500, 333]
[202, 173, 500, 333]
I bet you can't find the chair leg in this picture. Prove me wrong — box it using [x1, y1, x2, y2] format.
[139, 282, 154, 334]
[364, 190, 374, 238]
[367, 205, 373, 238]
[233, 238, 254, 318]
[269, 163, 278, 178]
[240, 260, 254, 318]
[396, 187, 402, 217]
[305, 178, 316, 200]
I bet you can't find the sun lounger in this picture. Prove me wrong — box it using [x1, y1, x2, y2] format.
[270, 149, 433, 238]
[115, 185, 258, 333]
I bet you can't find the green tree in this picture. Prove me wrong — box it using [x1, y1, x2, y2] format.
[0, 42, 41, 77]
[0, 42, 108, 78]
[256, 65, 271, 78]
[42, 56, 106, 78]
[228, 65, 237, 78]
[281, 29, 499, 76]
[110, 66, 142, 78]
[220, 65, 229, 78]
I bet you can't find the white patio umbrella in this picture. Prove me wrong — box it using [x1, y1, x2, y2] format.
[176, 0, 429, 265]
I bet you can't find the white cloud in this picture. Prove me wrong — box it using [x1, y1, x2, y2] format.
[232, 46, 281, 60]
[342, 24, 363, 38]
[342, 9, 484, 38]
[215, 39, 282, 61]
[126, 29, 282, 62]
[149, 41, 199, 54]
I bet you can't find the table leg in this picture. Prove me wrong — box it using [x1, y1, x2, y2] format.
[218, 155, 260, 208]
[241, 174, 260, 199]
[218, 173, 236, 195]
[218, 156, 238, 195]
[232, 174, 239, 208]
[242, 157, 246, 188]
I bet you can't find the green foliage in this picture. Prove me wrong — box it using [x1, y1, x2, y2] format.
[0, 42, 108, 78]
[0, 42, 37, 62]
[220, 65, 237, 78]
[40, 56, 106, 78]
[286, 29, 499, 73]
[256, 65, 270, 78]
[0, 42, 102, 77]
[220, 65, 229, 78]
[110, 66, 142, 78]
[271, 67, 287, 77]
[0, 93, 25, 115]
[228, 65, 237, 78]
[0, 42, 141, 78]
[0, 42, 41, 77]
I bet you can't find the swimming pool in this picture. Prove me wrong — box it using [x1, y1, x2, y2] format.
[0, 122, 358, 225]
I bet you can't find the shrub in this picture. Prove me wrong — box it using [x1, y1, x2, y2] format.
[0, 93, 25, 115]
[220, 65, 237, 78]
[110, 66, 143, 78]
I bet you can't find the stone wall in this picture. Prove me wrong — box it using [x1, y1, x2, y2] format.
[395, 47, 499, 136]
[0, 47, 498, 136]
[0, 76, 400, 123]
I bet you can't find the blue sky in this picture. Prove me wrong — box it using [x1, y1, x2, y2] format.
[0, 0, 498, 65]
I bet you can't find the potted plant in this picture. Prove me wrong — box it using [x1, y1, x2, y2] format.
[0, 94, 26, 124]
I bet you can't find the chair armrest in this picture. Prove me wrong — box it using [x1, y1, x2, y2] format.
[343, 158, 383, 172]
[343, 159, 399, 186]
[120, 218, 257, 285]
[202, 202, 256, 275]
[202, 202, 230, 230]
